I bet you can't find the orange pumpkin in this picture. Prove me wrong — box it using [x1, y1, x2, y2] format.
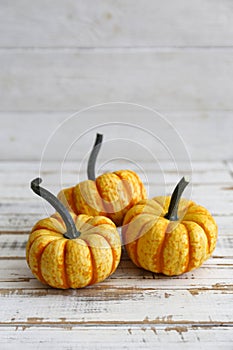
[26, 178, 121, 289]
[58, 134, 147, 226]
[122, 177, 218, 276]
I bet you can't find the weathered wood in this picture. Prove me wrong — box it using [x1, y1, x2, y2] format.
[0, 168, 232, 186]
[0, 257, 232, 291]
[0, 112, 232, 161]
[1, 0, 233, 47]
[226, 161, 233, 174]
[0, 51, 233, 112]
[0, 287, 232, 325]
[0, 326, 232, 350]
[1, 0, 233, 343]
[0, 160, 227, 172]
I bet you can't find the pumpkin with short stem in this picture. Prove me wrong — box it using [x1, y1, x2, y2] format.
[26, 178, 121, 289]
[122, 177, 218, 276]
[58, 133, 147, 226]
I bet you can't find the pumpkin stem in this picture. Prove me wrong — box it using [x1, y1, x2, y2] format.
[87, 133, 103, 180]
[164, 176, 189, 221]
[31, 178, 80, 239]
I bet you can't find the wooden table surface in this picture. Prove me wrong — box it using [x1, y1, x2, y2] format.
[0, 160, 232, 349]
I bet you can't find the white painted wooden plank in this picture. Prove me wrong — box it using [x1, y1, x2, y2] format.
[226, 161, 233, 174]
[0, 182, 231, 218]
[3, 181, 232, 199]
[0, 161, 227, 172]
[0, 110, 232, 160]
[0, 256, 232, 290]
[0, 169, 231, 188]
[0, 326, 232, 350]
[0, 287, 232, 324]
[1, 0, 233, 47]
[0, 51, 233, 112]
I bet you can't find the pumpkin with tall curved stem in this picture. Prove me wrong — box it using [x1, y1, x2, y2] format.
[58, 133, 147, 226]
[122, 177, 218, 276]
[26, 178, 121, 289]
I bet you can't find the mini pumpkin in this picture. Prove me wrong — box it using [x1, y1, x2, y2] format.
[58, 133, 147, 226]
[26, 178, 121, 289]
[122, 177, 218, 276]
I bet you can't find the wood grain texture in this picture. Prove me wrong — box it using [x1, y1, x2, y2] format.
[226, 161, 233, 174]
[0, 161, 232, 234]
[0, 111, 232, 161]
[0, 50, 233, 112]
[1, 0, 233, 47]
[1, 255, 233, 289]
[1, 286, 232, 324]
[0, 200, 231, 234]
[1, 0, 233, 344]
[1, 326, 232, 350]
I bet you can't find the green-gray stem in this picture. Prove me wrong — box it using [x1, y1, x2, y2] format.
[87, 133, 103, 180]
[164, 177, 189, 221]
[31, 178, 80, 239]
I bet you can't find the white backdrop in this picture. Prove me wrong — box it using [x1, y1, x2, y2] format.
[0, 0, 232, 161]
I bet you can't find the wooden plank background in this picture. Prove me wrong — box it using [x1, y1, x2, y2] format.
[0, 0, 232, 161]
[0, 1, 232, 348]
[1, 0, 233, 47]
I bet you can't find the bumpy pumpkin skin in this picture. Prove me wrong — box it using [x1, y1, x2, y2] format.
[58, 170, 147, 227]
[122, 196, 218, 276]
[26, 213, 121, 289]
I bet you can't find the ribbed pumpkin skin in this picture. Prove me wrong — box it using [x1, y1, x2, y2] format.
[58, 170, 147, 227]
[26, 213, 121, 289]
[122, 196, 218, 276]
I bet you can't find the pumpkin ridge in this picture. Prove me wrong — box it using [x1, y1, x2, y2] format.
[32, 226, 61, 235]
[82, 239, 96, 286]
[86, 231, 116, 275]
[34, 239, 54, 285]
[133, 239, 141, 268]
[152, 198, 166, 211]
[185, 220, 211, 254]
[146, 200, 164, 213]
[33, 217, 65, 234]
[51, 214, 66, 230]
[81, 218, 115, 233]
[74, 214, 93, 232]
[27, 230, 62, 258]
[133, 218, 157, 268]
[184, 204, 207, 216]
[133, 171, 145, 199]
[180, 222, 190, 273]
[123, 210, 156, 226]
[185, 211, 208, 216]
[127, 169, 147, 199]
[156, 221, 170, 273]
[123, 213, 155, 243]
[62, 240, 69, 289]
[71, 186, 79, 213]
[113, 171, 132, 211]
[95, 176, 114, 220]
[182, 220, 209, 272]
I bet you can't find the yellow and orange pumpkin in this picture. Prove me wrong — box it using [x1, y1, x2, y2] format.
[58, 134, 147, 227]
[122, 177, 218, 276]
[26, 178, 121, 289]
